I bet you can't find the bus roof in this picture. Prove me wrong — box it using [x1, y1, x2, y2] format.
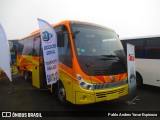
[19, 20, 114, 41]
[121, 35, 160, 40]
[19, 20, 71, 41]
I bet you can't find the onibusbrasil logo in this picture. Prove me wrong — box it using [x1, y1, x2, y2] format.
[42, 31, 53, 44]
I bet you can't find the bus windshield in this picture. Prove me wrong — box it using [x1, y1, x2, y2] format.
[71, 23, 127, 76]
[72, 24, 123, 56]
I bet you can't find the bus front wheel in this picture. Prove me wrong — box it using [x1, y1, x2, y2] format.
[57, 81, 66, 104]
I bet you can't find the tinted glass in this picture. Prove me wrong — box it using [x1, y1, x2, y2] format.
[72, 24, 124, 56]
[121, 37, 160, 59]
[71, 23, 127, 76]
[54, 25, 72, 68]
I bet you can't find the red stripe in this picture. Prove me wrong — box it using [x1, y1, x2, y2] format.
[94, 76, 106, 83]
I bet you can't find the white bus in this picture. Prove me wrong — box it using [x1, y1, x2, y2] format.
[121, 37, 160, 88]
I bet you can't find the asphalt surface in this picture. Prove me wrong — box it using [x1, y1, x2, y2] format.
[0, 74, 160, 120]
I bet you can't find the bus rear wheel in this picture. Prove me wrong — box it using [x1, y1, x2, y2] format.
[23, 70, 31, 81]
[136, 72, 143, 88]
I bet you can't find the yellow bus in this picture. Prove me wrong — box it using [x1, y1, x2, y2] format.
[17, 20, 128, 104]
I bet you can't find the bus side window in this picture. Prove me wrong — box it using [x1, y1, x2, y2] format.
[145, 38, 160, 59]
[32, 34, 41, 56]
[17, 41, 24, 55]
[18, 37, 33, 55]
[55, 25, 72, 68]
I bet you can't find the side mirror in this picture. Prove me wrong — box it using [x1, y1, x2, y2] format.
[57, 33, 64, 47]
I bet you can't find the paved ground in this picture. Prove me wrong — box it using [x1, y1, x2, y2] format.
[0, 74, 160, 120]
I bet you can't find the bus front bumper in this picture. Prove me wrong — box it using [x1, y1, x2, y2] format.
[75, 84, 128, 105]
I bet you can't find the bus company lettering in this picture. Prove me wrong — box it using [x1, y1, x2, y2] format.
[129, 54, 134, 61]
[33, 35, 41, 41]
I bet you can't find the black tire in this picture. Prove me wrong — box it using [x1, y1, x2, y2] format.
[17, 66, 20, 71]
[23, 70, 31, 81]
[57, 81, 67, 104]
[136, 72, 143, 88]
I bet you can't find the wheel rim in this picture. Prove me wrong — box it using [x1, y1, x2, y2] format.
[58, 86, 66, 102]
[136, 74, 142, 88]
[24, 71, 28, 80]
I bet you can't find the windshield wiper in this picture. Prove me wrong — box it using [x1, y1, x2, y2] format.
[85, 57, 114, 68]
[101, 54, 118, 57]
[101, 55, 119, 61]
[72, 31, 80, 39]
[98, 58, 116, 61]
[102, 54, 127, 66]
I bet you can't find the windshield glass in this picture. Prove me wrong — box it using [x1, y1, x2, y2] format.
[71, 23, 127, 76]
[72, 24, 123, 56]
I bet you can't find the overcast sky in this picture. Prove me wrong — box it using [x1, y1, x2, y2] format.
[0, 0, 160, 40]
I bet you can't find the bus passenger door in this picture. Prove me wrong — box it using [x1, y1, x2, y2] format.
[31, 34, 42, 89]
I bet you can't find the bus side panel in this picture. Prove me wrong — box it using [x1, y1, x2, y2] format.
[31, 33, 45, 89]
[17, 54, 33, 73]
[136, 59, 160, 87]
[59, 64, 74, 104]
[17, 35, 34, 73]
[32, 65, 40, 88]
[32, 56, 41, 88]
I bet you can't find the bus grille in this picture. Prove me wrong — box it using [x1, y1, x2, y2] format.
[96, 92, 107, 98]
[96, 88, 125, 98]
[107, 88, 125, 94]
[93, 80, 127, 90]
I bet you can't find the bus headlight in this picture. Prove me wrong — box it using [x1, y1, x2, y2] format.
[76, 74, 94, 90]
[76, 74, 128, 90]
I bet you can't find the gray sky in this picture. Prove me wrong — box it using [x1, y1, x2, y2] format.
[0, 0, 160, 40]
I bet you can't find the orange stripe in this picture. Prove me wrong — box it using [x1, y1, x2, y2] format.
[104, 76, 111, 83]
[32, 56, 39, 62]
[93, 76, 106, 83]
[60, 70, 78, 84]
